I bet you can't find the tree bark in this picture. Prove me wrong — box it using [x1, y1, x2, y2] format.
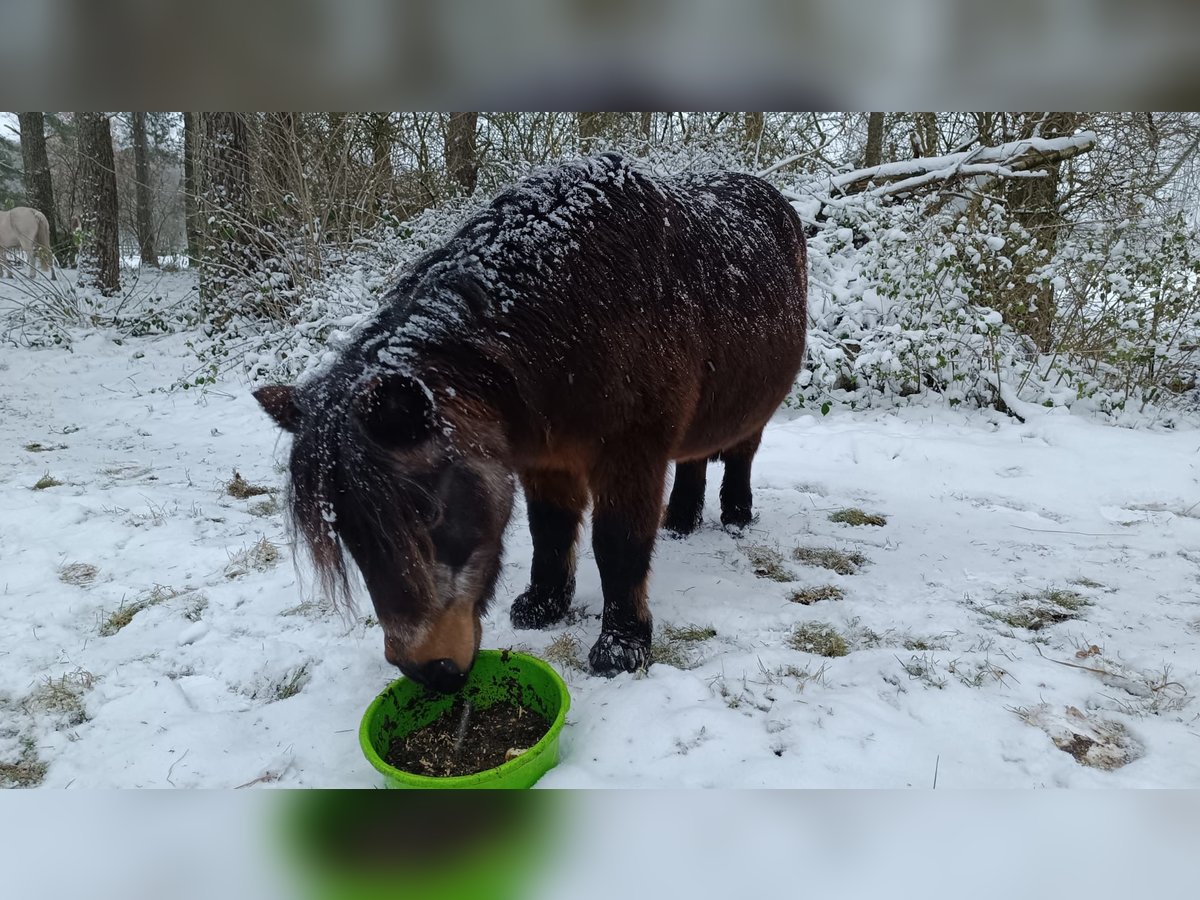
[200, 112, 253, 318]
[578, 112, 604, 155]
[1004, 112, 1082, 352]
[131, 112, 158, 267]
[445, 112, 479, 196]
[16, 112, 65, 264]
[744, 112, 765, 149]
[183, 112, 201, 265]
[864, 112, 885, 169]
[77, 112, 120, 295]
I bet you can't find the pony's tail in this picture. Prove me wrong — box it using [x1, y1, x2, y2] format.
[35, 211, 55, 280]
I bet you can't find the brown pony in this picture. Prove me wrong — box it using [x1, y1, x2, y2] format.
[254, 153, 807, 692]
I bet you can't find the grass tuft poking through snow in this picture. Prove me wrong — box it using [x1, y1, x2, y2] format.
[225, 471, 272, 499]
[982, 587, 1089, 631]
[24, 441, 66, 453]
[224, 537, 281, 578]
[248, 496, 280, 517]
[789, 585, 845, 605]
[25, 669, 96, 727]
[543, 634, 586, 672]
[31, 472, 63, 490]
[829, 507, 887, 526]
[652, 623, 718, 670]
[0, 738, 47, 788]
[58, 562, 99, 586]
[743, 544, 795, 581]
[791, 546, 868, 575]
[788, 622, 850, 657]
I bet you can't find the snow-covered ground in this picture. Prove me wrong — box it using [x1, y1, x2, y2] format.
[3, 277, 1200, 789]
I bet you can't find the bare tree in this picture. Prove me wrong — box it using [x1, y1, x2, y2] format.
[578, 112, 604, 155]
[183, 112, 202, 265]
[863, 112, 885, 168]
[77, 112, 120, 295]
[200, 112, 252, 316]
[445, 112, 479, 195]
[16, 112, 66, 264]
[131, 112, 158, 267]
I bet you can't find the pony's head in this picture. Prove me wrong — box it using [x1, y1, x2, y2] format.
[255, 373, 514, 693]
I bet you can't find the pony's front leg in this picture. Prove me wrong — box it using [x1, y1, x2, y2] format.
[587, 454, 668, 676]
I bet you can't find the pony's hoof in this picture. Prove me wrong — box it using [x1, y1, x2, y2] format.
[720, 507, 754, 529]
[661, 512, 702, 538]
[510, 580, 573, 630]
[588, 630, 651, 677]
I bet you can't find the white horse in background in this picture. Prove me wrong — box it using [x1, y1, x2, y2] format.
[0, 207, 56, 280]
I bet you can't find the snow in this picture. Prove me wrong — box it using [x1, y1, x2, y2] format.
[3, 273, 1200, 789]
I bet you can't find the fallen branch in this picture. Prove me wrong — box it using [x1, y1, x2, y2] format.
[810, 132, 1098, 200]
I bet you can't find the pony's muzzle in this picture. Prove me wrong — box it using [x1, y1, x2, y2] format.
[419, 658, 470, 694]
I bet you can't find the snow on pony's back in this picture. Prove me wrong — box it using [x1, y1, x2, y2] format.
[331, 152, 783, 385]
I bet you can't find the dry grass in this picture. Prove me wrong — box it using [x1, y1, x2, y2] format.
[274, 665, 311, 701]
[791, 546, 867, 575]
[99, 602, 147, 636]
[743, 544, 795, 582]
[787, 622, 850, 657]
[225, 537, 282, 578]
[0, 739, 46, 788]
[982, 587, 1089, 631]
[59, 562, 99, 586]
[226, 471, 271, 499]
[248, 497, 280, 517]
[652, 623, 717, 670]
[663, 624, 717, 642]
[542, 634, 586, 672]
[31, 472, 63, 490]
[99, 585, 187, 636]
[24, 441, 66, 453]
[25, 668, 96, 727]
[789, 584, 845, 605]
[829, 507, 887, 527]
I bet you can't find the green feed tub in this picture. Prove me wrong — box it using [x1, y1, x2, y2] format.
[280, 790, 563, 900]
[359, 649, 570, 789]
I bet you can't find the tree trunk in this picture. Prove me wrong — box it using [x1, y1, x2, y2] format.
[200, 112, 253, 320]
[366, 112, 395, 219]
[259, 112, 300, 213]
[77, 112, 120, 295]
[131, 112, 158, 268]
[445, 112, 479, 196]
[16, 112, 66, 265]
[1004, 112, 1082, 352]
[864, 112, 885, 168]
[183, 112, 202, 265]
[744, 112, 765, 149]
[639, 112, 653, 154]
[578, 112, 604, 155]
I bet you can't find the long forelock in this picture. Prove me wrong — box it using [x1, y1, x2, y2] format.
[286, 401, 437, 614]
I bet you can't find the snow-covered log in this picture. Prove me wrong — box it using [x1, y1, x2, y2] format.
[780, 132, 1097, 206]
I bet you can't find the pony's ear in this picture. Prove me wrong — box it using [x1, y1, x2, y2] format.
[253, 385, 301, 433]
[352, 374, 437, 448]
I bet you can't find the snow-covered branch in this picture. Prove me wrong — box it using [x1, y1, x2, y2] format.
[787, 132, 1098, 202]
